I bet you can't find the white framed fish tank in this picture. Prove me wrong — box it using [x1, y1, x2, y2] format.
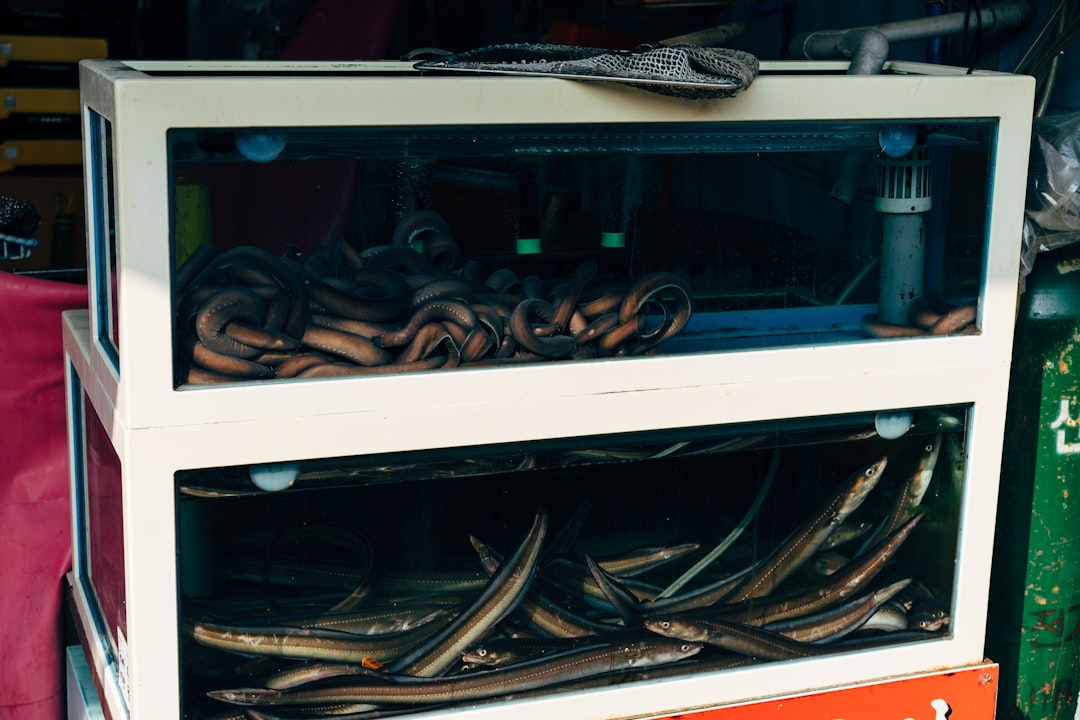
[67, 57, 1032, 720]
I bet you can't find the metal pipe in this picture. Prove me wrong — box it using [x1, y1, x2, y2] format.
[826, 26, 889, 203]
[659, 22, 745, 48]
[790, 1, 1033, 60]
[876, 146, 933, 326]
[842, 28, 890, 75]
[926, 1, 948, 64]
[879, 214, 927, 324]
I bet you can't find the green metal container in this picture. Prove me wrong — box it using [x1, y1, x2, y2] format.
[987, 243, 1080, 720]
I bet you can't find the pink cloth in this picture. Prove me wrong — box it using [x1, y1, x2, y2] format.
[0, 271, 87, 719]
[0, 7, 403, 717]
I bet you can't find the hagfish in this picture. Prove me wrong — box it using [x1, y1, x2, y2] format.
[617, 271, 694, 354]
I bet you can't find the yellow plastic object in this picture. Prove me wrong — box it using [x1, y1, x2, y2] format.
[0, 139, 82, 171]
[173, 183, 212, 267]
[0, 88, 80, 118]
[0, 35, 107, 66]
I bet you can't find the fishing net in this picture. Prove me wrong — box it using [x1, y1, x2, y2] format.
[414, 43, 759, 100]
[0, 195, 40, 260]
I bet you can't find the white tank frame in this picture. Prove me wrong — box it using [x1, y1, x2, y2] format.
[67, 58, 1033, 720]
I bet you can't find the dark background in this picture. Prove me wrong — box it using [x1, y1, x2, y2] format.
[0, 0, 1061, 71]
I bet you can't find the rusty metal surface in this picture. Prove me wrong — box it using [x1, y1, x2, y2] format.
[989, 244, 1080, 720]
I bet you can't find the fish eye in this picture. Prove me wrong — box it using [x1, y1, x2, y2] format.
[476, 649, 487, 657]
[681, 643, 692, 652]
[925, 442, 934, 451]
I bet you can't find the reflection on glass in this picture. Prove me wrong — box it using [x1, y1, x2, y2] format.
[90, 111, 120, 371]
[167, 120, 992, 388]
[177, 406, 963, 718]
[83, 391, 127, 656]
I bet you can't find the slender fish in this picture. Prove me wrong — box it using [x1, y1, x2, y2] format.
[590, 543, 701, 578]
[545, 558, 663, 606]
[462, 636, 596, 668]
[390, 508, 548, 677]
[278, 604, 454, 635]
[723, 456, 887, 603]
[186, 610, 459, 665]
[761, 578, 911, 643]
[472, 536, 619, 638]
[645, 615, 830, 660]
[856, 434, 940, 556]
[712, 514, 923, 626]
[208, 635, 702, 707]
[859, 601, 910, 633]
[263, 661, 389, 691]
[584, 555, 641, 624]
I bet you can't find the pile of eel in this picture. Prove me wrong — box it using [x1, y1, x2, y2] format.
[174, 209, 693, 385]
[187, 433, 951, 719]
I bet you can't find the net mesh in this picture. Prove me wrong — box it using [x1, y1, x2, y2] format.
[415, 43, 759, 99]
[0, 196, 39, 238]
[0, 195, 39, 260]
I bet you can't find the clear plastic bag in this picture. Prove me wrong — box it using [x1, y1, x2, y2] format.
[1026, 112, 1080, 246]
[1020, 112, 1080, 288]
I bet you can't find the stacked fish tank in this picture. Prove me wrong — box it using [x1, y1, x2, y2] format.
[65, 59, 1033, 720]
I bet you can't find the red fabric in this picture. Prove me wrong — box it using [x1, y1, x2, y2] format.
[543, 20, 643, 50]
[0, 271, 88, 719]
[189, 0, 404, 259]
[278, 0, 402, 61]
[0, 12, 401, 716]
[0, 12, 402, 715]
